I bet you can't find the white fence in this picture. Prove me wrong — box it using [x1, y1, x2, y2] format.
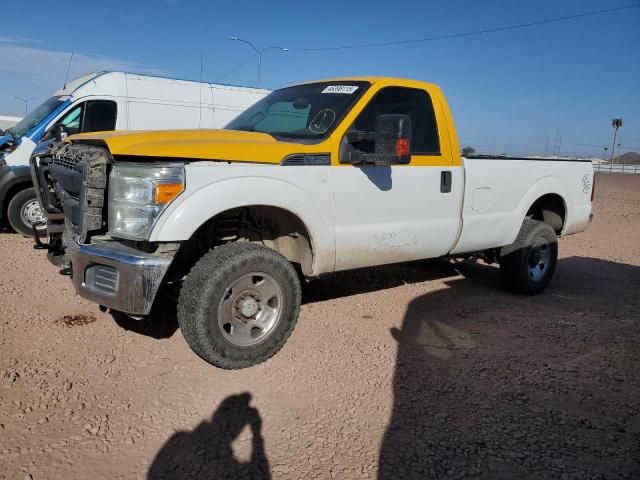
[593, 163, 640, 175]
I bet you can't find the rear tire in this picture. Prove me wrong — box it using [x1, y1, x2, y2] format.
[7, 187, 46, 237]
[177, 242, 301, 369]
[499, 219, 558, 294]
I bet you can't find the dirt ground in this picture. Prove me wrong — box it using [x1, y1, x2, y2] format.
[1, 173, 639, 480]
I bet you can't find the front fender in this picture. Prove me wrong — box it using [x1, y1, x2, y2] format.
[149, 165, 336, 275]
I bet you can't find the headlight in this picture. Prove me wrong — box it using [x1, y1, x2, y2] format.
[109, 163, 185, 240]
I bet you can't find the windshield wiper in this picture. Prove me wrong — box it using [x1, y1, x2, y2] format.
[229, 126, 283, 140]
[269, 131, 313, 139]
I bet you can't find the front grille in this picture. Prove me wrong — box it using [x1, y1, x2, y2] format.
[52, 155, 81, 172]
[48, 143, 110, 242]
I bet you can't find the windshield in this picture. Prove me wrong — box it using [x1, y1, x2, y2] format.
[226, 81, 369, 140]
[8, 97, 65, 139]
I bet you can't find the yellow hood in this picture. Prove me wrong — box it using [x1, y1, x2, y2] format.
[69, 129, 324, 164]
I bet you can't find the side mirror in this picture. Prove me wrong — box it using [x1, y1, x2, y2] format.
[373, 114, 412, 163]
[53, 124, 69, 142]
[348, 114, 412, 165]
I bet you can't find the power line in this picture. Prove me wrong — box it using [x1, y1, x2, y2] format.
[290, 3, 640, 52]
[213, 53, 258, 83]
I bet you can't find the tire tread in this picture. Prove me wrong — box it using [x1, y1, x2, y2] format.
[177, 242, 301, 369]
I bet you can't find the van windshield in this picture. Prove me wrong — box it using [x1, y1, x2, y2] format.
[8, 97, 66, 139]
[226, 81, 369, 140]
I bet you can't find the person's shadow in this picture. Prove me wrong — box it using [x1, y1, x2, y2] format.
[148, 393, 270, 480]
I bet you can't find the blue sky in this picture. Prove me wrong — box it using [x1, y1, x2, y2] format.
[1, 0, 639, 157]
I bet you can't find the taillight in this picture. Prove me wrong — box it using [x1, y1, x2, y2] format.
[591, 174, 596, 202]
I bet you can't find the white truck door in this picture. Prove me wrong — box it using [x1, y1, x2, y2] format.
[333, 86, 462, 271]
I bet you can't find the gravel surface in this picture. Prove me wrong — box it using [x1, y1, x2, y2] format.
[1, 173, 639, 480]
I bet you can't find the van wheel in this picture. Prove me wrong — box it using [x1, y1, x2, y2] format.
[7, 187, 46, 237]
[499, 219, 558, 294]
[178, 242, 301, 369]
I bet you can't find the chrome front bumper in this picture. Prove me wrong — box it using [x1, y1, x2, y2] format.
[60, 231, 173, 315]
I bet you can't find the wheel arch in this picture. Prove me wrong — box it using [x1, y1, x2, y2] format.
[150, 176, 335, 276]
[0, 166, 33, 220]
[525, 193, 567, 234]
[173, 205, 316, 277]
[510, 176, 571, 242]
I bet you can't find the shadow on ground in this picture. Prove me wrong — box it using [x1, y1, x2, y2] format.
[110, 258, 464, 340]
[378, 257, 640, 479]
[110, 289, 180, 339]
[147, 393, 270, 480]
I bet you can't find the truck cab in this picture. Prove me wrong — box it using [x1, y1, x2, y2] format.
[32, 77, 594, 369]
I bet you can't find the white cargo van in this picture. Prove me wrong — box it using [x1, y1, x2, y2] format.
[1, 71, 269, 167]
[0, 71, 269, 235]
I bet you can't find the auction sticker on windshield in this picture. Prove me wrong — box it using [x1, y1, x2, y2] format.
[322, 85, 359, 94]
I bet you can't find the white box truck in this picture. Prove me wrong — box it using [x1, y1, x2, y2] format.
[0, 71, 269, 235]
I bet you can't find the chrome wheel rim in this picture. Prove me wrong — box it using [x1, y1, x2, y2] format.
[216, 272, 284, 347]
[21, 199, 46, 227]
[528, 238, 551, 282]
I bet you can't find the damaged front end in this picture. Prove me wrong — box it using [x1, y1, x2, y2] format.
[30, 141, 175, 315]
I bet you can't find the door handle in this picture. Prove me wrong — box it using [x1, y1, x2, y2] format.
[440, 171, 452, 193]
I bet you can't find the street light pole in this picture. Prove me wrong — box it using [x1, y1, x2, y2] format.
[229, 37, 288, 88]
[14, 96, 36, 117]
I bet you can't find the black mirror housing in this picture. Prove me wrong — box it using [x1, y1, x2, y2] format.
[374, 114, 411, 163]
[53, 124, 69, 142]
[347, 114, 412, 165]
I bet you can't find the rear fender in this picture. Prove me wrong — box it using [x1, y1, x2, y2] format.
[509, 176, 570, 242]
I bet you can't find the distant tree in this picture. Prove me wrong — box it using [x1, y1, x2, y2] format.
[461, 146, 475, 157]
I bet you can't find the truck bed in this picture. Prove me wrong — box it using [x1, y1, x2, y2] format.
[451, 156, 593, 254]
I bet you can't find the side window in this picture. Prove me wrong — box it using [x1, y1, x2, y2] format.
[82, 100, 117, 133]
[59, 105, 83, 135]
[254, 101, 310, 133]
[353, 87, 440, 155]
[45, 100, 117, 140]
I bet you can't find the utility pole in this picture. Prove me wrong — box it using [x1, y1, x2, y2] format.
[14, 96, 36, 117]
[229, 37, 288, 88]
[610, 118, 623, 164]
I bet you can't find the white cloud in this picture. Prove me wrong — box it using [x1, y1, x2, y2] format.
[0, 35, 43, 44]
[0, 37, 169, 84]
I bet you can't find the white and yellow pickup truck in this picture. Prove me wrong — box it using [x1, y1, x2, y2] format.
[31, 77, 594, 369]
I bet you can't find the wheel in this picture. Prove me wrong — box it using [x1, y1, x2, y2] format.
[177, 242, 301, 369]
[499, 219, 558, 294]
[7, 187, 47, 237]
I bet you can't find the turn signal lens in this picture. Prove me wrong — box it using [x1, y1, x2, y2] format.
[396, 138, 410, 156]
[155, 183, 184, 204]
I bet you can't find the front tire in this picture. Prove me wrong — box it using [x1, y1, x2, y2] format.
[177, 242, 301, 369]
[499, 219, 558, 294]
[7, 187, 46, 237]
